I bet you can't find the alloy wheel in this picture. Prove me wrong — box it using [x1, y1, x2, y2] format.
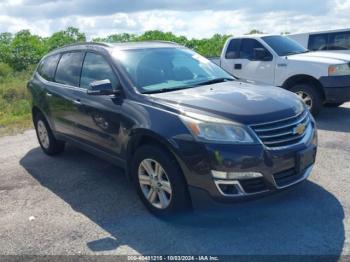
[138, 159, 173, 209]
[37, 120, 50, 149]
[296, 91, 313, 110]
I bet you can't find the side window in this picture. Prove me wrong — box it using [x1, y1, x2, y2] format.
[55, 52, 85, 87]
[37, 54, 60, 81]
[80, 52, 119, 89]
[225, 39, 240, 59]
[328, 32, 350, 50]
[240, 39, 271, 60]
[308, 34, 328, 51]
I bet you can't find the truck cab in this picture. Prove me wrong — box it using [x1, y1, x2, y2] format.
[218, 35, 350, 115]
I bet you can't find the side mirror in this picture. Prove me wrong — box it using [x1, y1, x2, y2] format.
[253, 48, 272, 61]
[87, 79, 120, 96]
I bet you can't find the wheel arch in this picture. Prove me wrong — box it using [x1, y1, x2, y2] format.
[125, 129, 185, 181]
[282, 74, 325, 101]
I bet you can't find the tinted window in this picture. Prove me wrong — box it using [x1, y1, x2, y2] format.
[55, 52, 85, 86]
[329, 32, 350, 50]
[262, 35, 307, 56]
[37, 54, 60, 81]
[240, 39, 270, 60]
[80, 52, 118, 89]
[225, 39, 240, 59]
[308, 34, 328, 51]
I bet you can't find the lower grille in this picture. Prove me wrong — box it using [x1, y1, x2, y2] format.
[273, 168, 303, 187]
[239, 177, 268, 193]
[250, 110, 311, 148]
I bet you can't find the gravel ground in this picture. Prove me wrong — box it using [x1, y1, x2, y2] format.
[0, 103, 349, 256]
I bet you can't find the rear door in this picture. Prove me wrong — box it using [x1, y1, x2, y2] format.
[47, 51, 85, 138]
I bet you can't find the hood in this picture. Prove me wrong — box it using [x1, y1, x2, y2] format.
[287, 51, 350, 64]
[149, 81, 304, 125]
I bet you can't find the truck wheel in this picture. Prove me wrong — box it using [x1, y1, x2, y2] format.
[34, 113, 65, 155]
[290, 84, 323, 116]
[324, 102, 344, 107]
[131, 145, 191, 218]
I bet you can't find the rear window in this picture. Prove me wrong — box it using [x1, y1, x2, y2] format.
[37, 54, 60, 81]
[55, 52, 85, 87]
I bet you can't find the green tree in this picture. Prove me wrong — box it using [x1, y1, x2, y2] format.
[46, 26, 86, 51]
[94, 33, 137, 43]
[0, 32, 13, 64]
[246, 29, 264, 35]
[10, 30, 46, 71]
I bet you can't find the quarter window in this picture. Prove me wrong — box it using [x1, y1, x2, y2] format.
[37, 54, 60, 81]
[55, 52, 85, 87]
[308, 34, 328, 51]
[329, 32, 350, 50]
[80, 52, 119, 89]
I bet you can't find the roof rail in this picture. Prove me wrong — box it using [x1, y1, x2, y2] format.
[61, 42, 112, 48]
[140, 40, 181, 45]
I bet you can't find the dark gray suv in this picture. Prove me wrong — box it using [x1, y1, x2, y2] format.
[27, 42, 317, 217]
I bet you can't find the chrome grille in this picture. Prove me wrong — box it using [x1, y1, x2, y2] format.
[250, 110, 311, 148]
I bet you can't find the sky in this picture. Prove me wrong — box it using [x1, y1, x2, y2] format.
[0, 0, 349, 39]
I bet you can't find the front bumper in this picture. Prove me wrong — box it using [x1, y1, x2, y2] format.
[174, 118, 317, 203]
[319, 75, 350, 103]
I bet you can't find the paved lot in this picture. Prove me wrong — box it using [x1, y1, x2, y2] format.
[0, 103, 350, 256]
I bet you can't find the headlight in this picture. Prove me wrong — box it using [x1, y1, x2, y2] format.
[328, 63, 350, 76]
[180, 112, 255, 143]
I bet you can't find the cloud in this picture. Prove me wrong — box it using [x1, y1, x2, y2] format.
[0, 0, 348, 39]
[0, 0, 333, 19]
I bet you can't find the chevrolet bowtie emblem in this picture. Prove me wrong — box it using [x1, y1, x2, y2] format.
[294, 123, 306, 135]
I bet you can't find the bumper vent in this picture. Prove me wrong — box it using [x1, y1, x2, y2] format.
[250, 110, 311, 148]
[238, 178, 268, 193]
[273, 168, 303, 187]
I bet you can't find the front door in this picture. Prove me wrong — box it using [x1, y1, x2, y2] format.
[237, 38, 275, 85]
[72, 51, 123, 156]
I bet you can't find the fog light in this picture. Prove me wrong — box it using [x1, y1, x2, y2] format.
[211, 170, 263, 180]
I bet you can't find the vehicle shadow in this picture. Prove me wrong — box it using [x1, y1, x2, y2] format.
[315, 104, 350, 133]
[20, 145, 345, 256]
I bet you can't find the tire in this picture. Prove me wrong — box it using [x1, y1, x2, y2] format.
[324, 102, 344, 107]
[290, 84, 323, 116]
[34, 113, 65, 155]
[131, 144, 191, 218]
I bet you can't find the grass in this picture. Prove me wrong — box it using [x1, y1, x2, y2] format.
[0, 67, 34, 137]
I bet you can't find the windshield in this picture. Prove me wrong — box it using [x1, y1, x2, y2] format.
[112, 47, 234, 94]
[262, 35, 308, 56]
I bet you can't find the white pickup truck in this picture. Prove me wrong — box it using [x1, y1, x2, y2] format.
[212, 35, 350, 115]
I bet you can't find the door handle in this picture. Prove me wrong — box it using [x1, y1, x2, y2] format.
[73, 99, 82, 105]
[46, 92, 53, 97]
[234, 64, 242, 70]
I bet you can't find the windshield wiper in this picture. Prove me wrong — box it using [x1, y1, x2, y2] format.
[142, 86, 192, 94]
[193, 77, 234, 86]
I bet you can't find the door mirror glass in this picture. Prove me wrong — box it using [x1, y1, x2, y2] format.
[87, 79, 119, 95]
[253, 48, 272, 61]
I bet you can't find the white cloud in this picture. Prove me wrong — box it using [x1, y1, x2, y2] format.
[0, 0, 349, 39]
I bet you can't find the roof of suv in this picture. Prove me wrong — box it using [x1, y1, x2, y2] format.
[55, 41, 181, 52]
[43, 41, 184, 60]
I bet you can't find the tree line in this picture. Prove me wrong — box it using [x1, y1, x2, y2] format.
[0, 27, 271, 75]
[0, 27, 233, 74]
